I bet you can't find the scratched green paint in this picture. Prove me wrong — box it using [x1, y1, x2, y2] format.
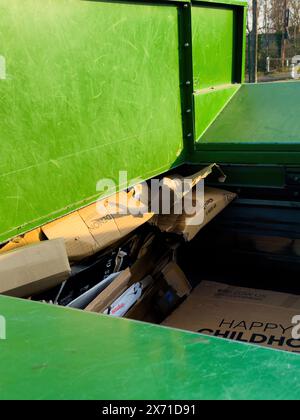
[0, 294, 300, 400]
[192, 4, 237, 90]
[194, 85, 240, 140]
[191, 3, 243, 144]
[0, 0, 184, 243]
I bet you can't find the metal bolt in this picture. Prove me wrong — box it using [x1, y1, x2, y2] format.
[184, 3, 189, 8]
[186, 109, 191, 113]
[187, 133, 192, 138]
[184, 43, 190, 48]
[186, 81, 191, 86]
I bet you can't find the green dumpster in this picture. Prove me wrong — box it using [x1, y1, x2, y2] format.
[1, 0, 300, 400]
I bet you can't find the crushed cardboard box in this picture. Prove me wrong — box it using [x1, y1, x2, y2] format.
[0, 238, 71, 298]
[163, 281, 300, 353]
[85, 234, 185, 314]
[125, 262, 191, 322]
[42, 191, 154, 261]
[155, 187, 236, 241]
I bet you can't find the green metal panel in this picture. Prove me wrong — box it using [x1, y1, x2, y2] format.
[1, 295, 300, 400]
[192, 4, 238, 90]
[194, 84, 240, 139]
[191, 2, 246, 144]
[0, 0, 184, 244]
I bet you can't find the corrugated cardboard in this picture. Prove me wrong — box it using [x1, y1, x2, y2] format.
[0, 228, 43, 254]
[163, 281, 300, 353]
[156, 187, 236, 241]
[150, 164, 226, 215]
[0, 239, 71, 298]
[42, 192, 154, 261]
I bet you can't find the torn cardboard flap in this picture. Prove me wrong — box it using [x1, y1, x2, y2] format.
[42, 193, 154, 261]
[156, 187, 237, 241]
[152, 164, 224, 212]
[0, 238, 71, 298]
[163, 281, 300, 353]
[162, 261, 191, 298]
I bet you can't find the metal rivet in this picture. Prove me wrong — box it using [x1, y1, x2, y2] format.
[184, 3, 189, 8]
[186, 109, 191, 113]
[186, 81, 191, 86]
[187, 133, 192, 138]
[184, 43, 190, 48]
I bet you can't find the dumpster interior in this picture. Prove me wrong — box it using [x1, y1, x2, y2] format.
[1, 164, 300, 354]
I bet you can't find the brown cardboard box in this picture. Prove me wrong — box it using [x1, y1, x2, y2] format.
[156, 187, 236, 241]
[42, 192, 154, 261]
[85, 235, 175, 313]
[0, 239, 71, 298]
[125, 262, 191, 322]
[163, 281, 300, 353]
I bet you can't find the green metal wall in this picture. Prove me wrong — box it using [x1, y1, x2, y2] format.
[192, 4, 237, 90]
[0, 0, 185, 243]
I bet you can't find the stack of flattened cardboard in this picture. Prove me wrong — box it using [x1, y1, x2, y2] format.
[163, 281, 300, 353]
[42, 190, 154, 261]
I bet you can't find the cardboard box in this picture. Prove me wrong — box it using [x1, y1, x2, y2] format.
[156, 187, 236, 241]
[163, 281, 300, 353]
[0, 239, 71, 298]
[125, 263, 190, 322]
[85, 235, 175, 313]
[42, 192, 154, 261]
